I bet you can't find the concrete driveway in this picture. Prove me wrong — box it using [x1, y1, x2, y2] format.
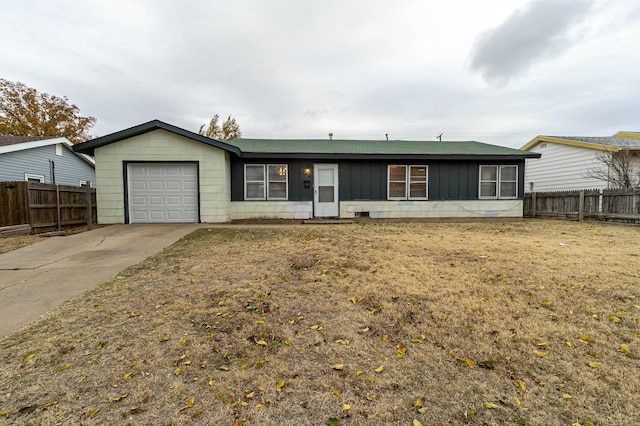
[0, 224, 204, 337]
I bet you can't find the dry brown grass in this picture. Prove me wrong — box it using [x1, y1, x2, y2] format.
[1, 220, 639, 426]
[0, 234, 40, 255]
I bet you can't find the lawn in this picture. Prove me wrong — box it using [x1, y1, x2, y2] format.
[0, 220, 639, 425]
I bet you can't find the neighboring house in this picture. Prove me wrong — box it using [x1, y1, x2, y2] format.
[0, 135, 96, 186]
[521, 132, 640, 192]
[73, 120, 539, 224]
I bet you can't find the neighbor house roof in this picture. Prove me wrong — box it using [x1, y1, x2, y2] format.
[0, 135, 95, 166]
[74, 120, 538, 160]
[521, 134, 640, 152]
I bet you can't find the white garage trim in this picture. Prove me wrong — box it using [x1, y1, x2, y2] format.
[126, 162, 199, 223]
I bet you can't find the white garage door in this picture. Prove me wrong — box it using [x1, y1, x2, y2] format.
[127, 163, 199, 223]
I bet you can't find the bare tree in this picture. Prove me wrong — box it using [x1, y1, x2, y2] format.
[585, 146, 640, 189]
[198, 114, 241, 141]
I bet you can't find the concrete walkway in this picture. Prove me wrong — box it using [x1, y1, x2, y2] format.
[0, 224, 203, 337]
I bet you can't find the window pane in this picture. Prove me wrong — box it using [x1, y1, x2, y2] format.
[246, 165, 264, 181]
[246, 182, 264, 199]
[389, 182, 406, 198]
[501, 166, 517, 181]
[500, 182, 516, 197]
[410, 183, 427, 198]
[480, 182, 496, 197]
[268, 165, 287, 182]
[410, 166, 427, 179]
[268, 182, 287, 199]
[389, 166, 406, 181]
[319, 186, 334, 202]
[318, 169, 334, 186]
[480, 166, 497, 181]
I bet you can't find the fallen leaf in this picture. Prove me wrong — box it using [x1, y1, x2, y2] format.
[23, 350, 39, 365]
[219, 366, 229, 371]
[174, 368, 182, 375]
[111, 394, 129, 402]
[333, 389, 342, 399]
[327, 418, 341, 426]
[588, 362, 602, 368]
[257, 340, 268, 346]
[342, 404, 350, 411]
[515, 397, 521, 407]
[375, 365, 384, 373]
[533, 351, 548, 358]
[483, 402, 499, 409]
[88, 408, 100, 416]
[465, 358, 475, 368]
[130, 407, 145, 413]
[123, 372, 134, 380]
[397, 345, 406, 358]
[55, 364, 70, 371]
[562, 394, 572, 399]
[413, 420, 424, 426]
[355, 370, 363, 376]
[513, 380, 526, 391]
[331, 364, 345, 370]
[349, 297, 357, 304]
[415, 398, 422, 409]
[187, 397, 195, 408]
[276, 380, 286, 389]
[0, 410, 10, 416]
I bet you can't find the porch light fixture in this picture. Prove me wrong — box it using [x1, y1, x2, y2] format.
[303, 168, 312, 176]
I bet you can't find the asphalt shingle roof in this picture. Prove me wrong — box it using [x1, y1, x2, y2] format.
[226, 139, 532, 157]
[0, 135, 57, 147]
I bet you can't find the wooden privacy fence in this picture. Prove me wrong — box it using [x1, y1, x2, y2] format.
[0, 181, 96, 234]
[524, 188, 640, 223]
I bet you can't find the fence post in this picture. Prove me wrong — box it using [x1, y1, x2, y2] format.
[578, 190, 584, 221]
[598, 189, 603, 214]
[56, 184, 61, 232]
[86, 184, 92, 230]
[531, 192, 537, 218]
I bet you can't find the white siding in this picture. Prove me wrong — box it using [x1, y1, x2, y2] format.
[524, 143, 609, 192]
[340, 200, 523, 219]
[230, 201, 313, 220]
[94, 129, 229, 224]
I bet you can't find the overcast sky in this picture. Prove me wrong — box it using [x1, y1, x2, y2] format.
[1, 0, 639, 148]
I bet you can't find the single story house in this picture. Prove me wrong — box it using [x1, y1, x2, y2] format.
[73, 120, 540, 224]
[521, 132, 640, 192]
[0, 135, 96, 186]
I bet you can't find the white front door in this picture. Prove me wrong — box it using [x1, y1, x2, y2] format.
[314, 164, 339, 217]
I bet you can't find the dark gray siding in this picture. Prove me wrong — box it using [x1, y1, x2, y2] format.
[0, 144, 95, 186]
[231, 158, 527, 201]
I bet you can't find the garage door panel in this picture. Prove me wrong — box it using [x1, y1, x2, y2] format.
[128, 163, 199, 223]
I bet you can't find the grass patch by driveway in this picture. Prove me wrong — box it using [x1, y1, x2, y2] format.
[1, 220, 639, 425]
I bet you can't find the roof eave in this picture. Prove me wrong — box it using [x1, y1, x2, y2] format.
[521, 135, 619, 152]
[238, 152, 539, 160]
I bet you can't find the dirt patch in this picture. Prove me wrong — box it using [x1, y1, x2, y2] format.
[0, 220, 639, 425]
[0, 234, 40, 255]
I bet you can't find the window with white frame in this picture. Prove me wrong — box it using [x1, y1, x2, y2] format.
[25, 173, 44, 183]
[479, 165, 518, 199]
[79, 180, 92, 188]
[244, 164, 288, 200]
[387, 165, 428, 200]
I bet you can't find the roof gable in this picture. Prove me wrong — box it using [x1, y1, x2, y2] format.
[0, 135, 95, 167]
[73, 120, 242, 156]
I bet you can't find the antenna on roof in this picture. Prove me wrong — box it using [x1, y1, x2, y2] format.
[385, 133, 389, 141]
[437, 133, 443, 141]
[329, 133, 333, 140]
